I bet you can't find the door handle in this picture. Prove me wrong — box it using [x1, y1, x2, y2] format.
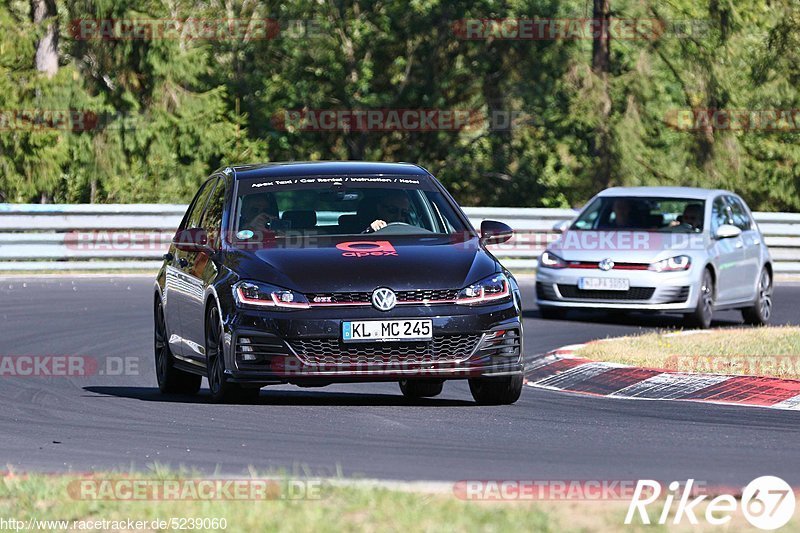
[178, 258, 189, 268]
[735, 240, 743, 249]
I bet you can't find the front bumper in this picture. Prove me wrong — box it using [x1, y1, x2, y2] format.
[535, 267, 702, 311]
[221, 301, 523, 385]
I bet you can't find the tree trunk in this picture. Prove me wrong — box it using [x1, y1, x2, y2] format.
[590, 0, 613, 191]
[31, 0, 58, 78]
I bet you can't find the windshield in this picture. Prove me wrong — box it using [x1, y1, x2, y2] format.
[571, 197, 706, 233]
[233, 175, 469, 242]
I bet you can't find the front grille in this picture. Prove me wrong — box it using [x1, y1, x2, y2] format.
[663, 286, 691, 303]
[234, 335, 291, 369]
[557, 285, 656, 301]
[478, 329, 521, 358]
[536, 282, 558, 300]
[289, 334, 481, 366]
[306, 289, 459, 306]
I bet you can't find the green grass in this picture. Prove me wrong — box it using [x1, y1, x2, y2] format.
[576, 326, 800, 379]
[3, 471, 797, 532]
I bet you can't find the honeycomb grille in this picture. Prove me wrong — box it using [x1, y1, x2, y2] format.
[289, 334, 481, 366]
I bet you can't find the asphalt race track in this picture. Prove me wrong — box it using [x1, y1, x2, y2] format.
[1, 276, 799, 485]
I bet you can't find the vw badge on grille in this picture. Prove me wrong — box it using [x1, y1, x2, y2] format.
[372, 287, 397, 311]
[598, 258, 615, 271]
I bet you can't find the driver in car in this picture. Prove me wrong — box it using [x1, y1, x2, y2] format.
[240, 193, 279, 232]
[366, 190, 411, 232]
[670, 203, 703, 231]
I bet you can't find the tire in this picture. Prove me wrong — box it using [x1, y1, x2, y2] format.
[538, 307, 566, 320]
[154, 300, 201, 394]
[399, 379, 443, 398]
[685, 269, 714, 329]
[468, 374, 523, 405]
[742, 268, 773, 326]
[205, 305, 259, 403]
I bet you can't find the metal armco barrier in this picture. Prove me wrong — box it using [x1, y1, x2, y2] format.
[1, 204, 799, 272]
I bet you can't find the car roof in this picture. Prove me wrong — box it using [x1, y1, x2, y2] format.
[224, 161, 431, 180]
[596, 186, 734, 200]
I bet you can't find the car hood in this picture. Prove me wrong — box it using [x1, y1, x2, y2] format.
[226, 235, 498, 292]
[547, 230, 707, 262]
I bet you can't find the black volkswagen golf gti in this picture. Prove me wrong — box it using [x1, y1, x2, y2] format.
[154, 162, 523, 404]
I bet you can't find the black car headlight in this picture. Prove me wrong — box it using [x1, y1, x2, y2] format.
[456, 273, 511, 305]
[233, 280, 310, 309]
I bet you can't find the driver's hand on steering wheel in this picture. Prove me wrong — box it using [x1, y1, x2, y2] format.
[369, 219, 387, 232]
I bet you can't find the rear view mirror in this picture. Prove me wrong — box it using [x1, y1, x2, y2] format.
[480, 220, 513, 245]
[715, 224, 742, 240]
[173, 228, 212, 253]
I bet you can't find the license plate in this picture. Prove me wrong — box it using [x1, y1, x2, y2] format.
[578, 277, 630, 291]
[342, 319, 433, 342]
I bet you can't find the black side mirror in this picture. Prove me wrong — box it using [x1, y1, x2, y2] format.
[480, 220, 513, 245]
[173, 228, 213, 253]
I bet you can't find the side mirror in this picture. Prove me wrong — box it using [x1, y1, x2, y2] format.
[480, 220, 513, 245]
[552, 220, 571, 234]
[173, 228, 212, 253]
[715, 224, 742, 240]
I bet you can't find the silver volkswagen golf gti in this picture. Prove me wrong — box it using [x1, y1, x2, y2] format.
[535, 187, 773, 328]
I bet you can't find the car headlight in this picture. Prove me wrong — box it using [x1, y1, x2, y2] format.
[648, 255, 692, 272]
[539, 250, 567, 269]
[233, 280, 310, 309]
[457, 273, 511, 305]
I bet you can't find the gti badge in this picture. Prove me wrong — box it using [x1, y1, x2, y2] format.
[598, 258, 615, 271]
[372, 287, 397, 311]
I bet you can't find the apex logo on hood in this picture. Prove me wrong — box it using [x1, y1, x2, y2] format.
[336, 240, 398, 258]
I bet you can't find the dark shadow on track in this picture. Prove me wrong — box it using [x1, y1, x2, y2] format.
[83, 386, 475, 407]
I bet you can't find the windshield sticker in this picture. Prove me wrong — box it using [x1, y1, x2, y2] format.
[236, 229, 255, 240]
[242, 175, 432, 193]
[336, 241, 398, 258]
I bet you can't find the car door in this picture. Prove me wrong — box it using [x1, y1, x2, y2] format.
[727, 195, 761, 301]
[708, 195, 744, 304]
[180, 176, 226, 359]
[168, 178, 217, 358]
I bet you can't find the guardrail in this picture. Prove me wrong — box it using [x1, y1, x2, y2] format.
[1, 204, 799, 272]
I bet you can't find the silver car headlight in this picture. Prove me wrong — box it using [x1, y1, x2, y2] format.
[648, 255, 691, 272]
[539, 250, 567, 269]
[233, 280, 311, 309]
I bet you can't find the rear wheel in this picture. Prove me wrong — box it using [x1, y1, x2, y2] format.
[399, 379, 443, 398]
[206, 305, 260, 403]
[742, 268, 773, 326]
[685, 269, 714, 329]
[468, 374, 523, 405]
[154, 300, 201, 394]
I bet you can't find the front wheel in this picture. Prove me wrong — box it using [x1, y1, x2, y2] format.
[155, 300, 201, 394]
[206, 305, 260, 403]
[399, 379, 443, 398]
[742, 268, 773, 326]
[468, 374, 523, 405]
[685, 269, 714, 329]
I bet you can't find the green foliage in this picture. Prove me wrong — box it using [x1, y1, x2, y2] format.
[0, 0, 797, 209]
